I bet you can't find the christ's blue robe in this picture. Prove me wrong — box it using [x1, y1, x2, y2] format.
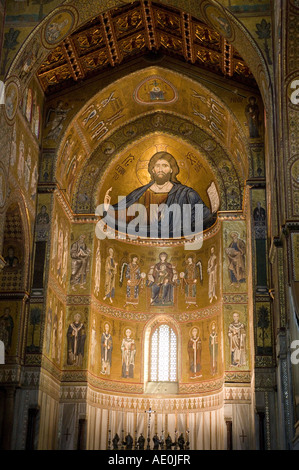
[105, 181, 215, 237]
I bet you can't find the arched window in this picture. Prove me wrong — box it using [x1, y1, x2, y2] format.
[150, 324, 177, 382]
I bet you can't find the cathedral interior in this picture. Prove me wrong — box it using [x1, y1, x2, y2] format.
[0, 0, 299, 451]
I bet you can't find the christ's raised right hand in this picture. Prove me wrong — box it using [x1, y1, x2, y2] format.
[104, 187, 112, 211]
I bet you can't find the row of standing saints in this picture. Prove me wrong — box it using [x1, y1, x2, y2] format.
[59, 312, 246, 377]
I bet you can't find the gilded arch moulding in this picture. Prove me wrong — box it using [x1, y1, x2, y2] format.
[53, 66, 250, 190]
[72, 112, 244, 215]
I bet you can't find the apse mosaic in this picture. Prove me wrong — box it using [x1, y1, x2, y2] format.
[44, 177, 226, 388]
[55, 66, 250, 200]
[0, 1, 268, 408]
[32, 55, 257, 394]
[74, 113, 243, 215]
[96, 133, 219, 228]
[90, 238, 221, 313]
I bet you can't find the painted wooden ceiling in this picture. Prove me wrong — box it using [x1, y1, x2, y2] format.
[37, 0, 256, 94]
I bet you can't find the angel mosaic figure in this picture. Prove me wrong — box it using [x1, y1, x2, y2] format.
[180, 255, 202, 308]
[120, 255, 145, 307]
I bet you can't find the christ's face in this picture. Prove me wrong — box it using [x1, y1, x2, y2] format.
[152, 159, 172, 185]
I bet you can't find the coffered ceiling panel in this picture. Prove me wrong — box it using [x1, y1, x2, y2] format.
[37, 1, 256, 94]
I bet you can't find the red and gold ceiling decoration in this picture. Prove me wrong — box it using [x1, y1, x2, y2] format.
[37, 1, 255, 94]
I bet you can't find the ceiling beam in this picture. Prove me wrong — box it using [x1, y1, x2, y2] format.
[142, 0, 158, 50]
[62, 37, 85, 82]
[181, 11, 194, 64]
[101, 11, 121, 66]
